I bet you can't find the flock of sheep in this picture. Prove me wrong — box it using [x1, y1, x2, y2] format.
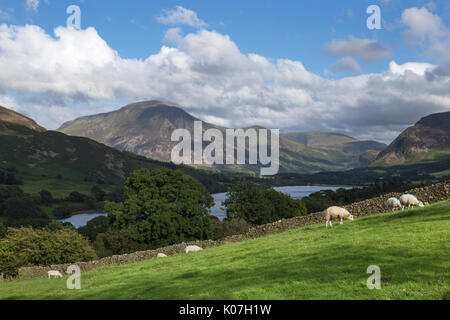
[325, 194, 425, 228]
[47, 195, 427, 279]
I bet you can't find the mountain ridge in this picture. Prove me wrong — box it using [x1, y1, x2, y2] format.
[58, 100, 386, 173]
[373, 111, 450, 165]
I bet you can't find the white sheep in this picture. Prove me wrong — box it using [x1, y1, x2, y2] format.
[385, 197, 402, 212]
[157, 253, 168, 258]
[399, 194, 424, 209]
[324, 206, 354, 228]
[47, 270, 63, 279]
[185, 245, 203, 253]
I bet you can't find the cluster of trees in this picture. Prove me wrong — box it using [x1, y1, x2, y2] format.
[51, 186, 123, 219]
[0, 226, 96, 277]
[0, 167, 23, 185]
[0, 186, 50, 228]
[223, 182, 307, 225]
[2, 166, 422, 277]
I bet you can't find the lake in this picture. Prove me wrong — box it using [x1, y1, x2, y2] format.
[211, 185, 350, 220]
[60, 185, 350, 227]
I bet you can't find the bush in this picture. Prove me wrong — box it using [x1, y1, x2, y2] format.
[0, 227, 97, 276]
[210, 218, 251, 240]
[93, 229, 149, 258]
[223, 182, 307, 225]
[106, 168, 214, 247]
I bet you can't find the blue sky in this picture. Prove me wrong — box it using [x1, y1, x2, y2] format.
[0, 0, 449, 142]
[3, 0, 446, 74]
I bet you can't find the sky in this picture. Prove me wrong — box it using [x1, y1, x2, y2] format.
[0, 0, 449, 143]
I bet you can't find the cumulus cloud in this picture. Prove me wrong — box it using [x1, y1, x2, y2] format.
[401, 7, 450, 64]
[0, 23, 449, 142]
[330, 57, 362, 74]
[164, 27, 183, 43]
[26, 0, 39, 12]
[324, 36, 391, 62]
[157, 6, 207, 28]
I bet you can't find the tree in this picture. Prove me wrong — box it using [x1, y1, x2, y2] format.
[0, 223, 6, 239]
[223, 182, 273, 225]
[0, 227, 97, 276]
[39, 189, 54, 204]
[223, 182, 307, 225]
[67, 191, 86, 202]
[91, 185, 106, 202]
[1, 197, 50, 228]
[106, 168, 214, 247]
[78, 215, 109, 241]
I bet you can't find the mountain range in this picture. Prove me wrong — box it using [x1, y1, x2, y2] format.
[1, 102, 449, 197]
[373, 111, 450, 166]
[58, 101, 387, 174]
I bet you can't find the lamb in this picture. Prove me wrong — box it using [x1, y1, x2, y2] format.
[386, 197, 402, 212]
[157, 253, 168, 258]
[399, 194, 424, 209]
[324, 206, 354, 228]
[48, 270, 63, 279]
[185, 245, 203, 253]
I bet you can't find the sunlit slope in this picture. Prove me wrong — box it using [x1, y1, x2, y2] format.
[1, 200, 449, 300]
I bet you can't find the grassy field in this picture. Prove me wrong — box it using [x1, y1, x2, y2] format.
[0, 201, 449, 300]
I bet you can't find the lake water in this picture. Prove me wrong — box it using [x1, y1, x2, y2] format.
[58, 213, 107, 228]
[60, 185, 350, 227]
[211, 185, 349, 220]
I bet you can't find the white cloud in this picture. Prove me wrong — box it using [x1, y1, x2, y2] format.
[324, 36, 391, 62]
[26, 0, 39, 12]
[330, 57, 362, 74]
[164, 27, 183, 43]
[157, 6, 207, 28]
[401, 7, 450, 64]
[0, 23, 449, 142]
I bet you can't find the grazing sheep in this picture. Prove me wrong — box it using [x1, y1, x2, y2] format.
[157, 253, 168, 258]
[48, 270, 63, 279]
[185, 245, 203, 253]
[325, 206, 354, 228]
[386, 197, 402, 212]
[400, 194, 424, 209]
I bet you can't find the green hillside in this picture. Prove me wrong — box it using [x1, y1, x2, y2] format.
[1, 201, 448, 300]
[0, 120, 238, 197]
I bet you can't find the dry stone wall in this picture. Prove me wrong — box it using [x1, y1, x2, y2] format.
[17, 180, 450, 280]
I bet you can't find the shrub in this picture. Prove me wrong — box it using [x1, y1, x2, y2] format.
[93, 229, 149, 258]
[0, 227, 97, 276]
[210, 218, 251, 240]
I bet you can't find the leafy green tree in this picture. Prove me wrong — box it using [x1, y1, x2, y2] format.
[1, 197, 49, 228]
[39, 189, 54, 204]
[224, 182, 307, 225]
[223, 182, 273, 225]
[0, 227, 97, 276]
[0, 223, 6, 239]
[67, 191, 86, 202]
[106, 168, 214, 247]
[91, 185, 106, 202]
[0, 185, 24, 203]
[78, 215, 109, 241]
